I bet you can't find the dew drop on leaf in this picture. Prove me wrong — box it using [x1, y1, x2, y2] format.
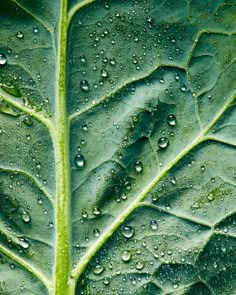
[80, 55, 86, 63]
[93, 264, 104, 275]
[23, 116, 33, 126]
[121, 226, 134, 238]
[180, 84, 187, 92]
[103, 278, 110, 285]
[101, 69, 108, 78]
[21, 211, 31, 223]
[121, 250, 132, 262]
[0, 53, 7, 65]
[135, 261, 144, 270]
[134, 160, 143, 173]
[33, 26, 39, 34]
[92, 207, 101, 216]
[158, 137, 169, 149]
[167, 114, 177, 126]
[18, 237, 30, 249]
[80, 80, 90, 92]
[16, 31, 24, 39]
[150, 220, 158, 230]
[74, 153, 85, 168]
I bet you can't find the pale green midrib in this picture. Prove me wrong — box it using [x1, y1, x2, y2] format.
[0, 244, 51, 290]
[53, 0, 71, 294]
[71, 93, 235, 281]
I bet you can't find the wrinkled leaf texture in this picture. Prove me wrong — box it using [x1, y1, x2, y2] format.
[0, 0, 236, 294]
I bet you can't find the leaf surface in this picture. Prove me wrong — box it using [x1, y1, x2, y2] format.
[0, 0, 235, 294]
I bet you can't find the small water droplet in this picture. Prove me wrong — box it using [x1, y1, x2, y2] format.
[121, 250, 132, 262]
[170, 176, 176, 185]
[103, 278, 110, 285]
[33, 26, 39, 34]
[93, 228, 100, 237]
[146, 16, 153, 23]
[16, 31, 24, 39]
[92, 207, 101, 216]
[167, 114, 177, 126]
[134, 160, 143, 173]
[174, 73, 180, 81]
[121, 226, 134, 238]
[82, 210, 88, 218]
[135, 261, 144, 270]
[18, 237, 29, 249]
[93, 264, 104, 275]
[21, 211, 31, 223]
[207, 193, 215, 201]
[0, 53, 7, 65]
[74, 154, 85, 168]
[150, 220, 158, 231]
[80, 80, 90, 92]
[180, 84, 187, 92]
[101, 69, 108, 78]
[80, 55, 86, 63]
[23, 116, 33, 126]
[158, 137, 169, 149]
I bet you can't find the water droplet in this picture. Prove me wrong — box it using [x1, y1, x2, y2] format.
[23, 116, 33, 126]
[21, 211, 31, 223]
[170, 176, 176, 185]
[74, 154, 85, 168]
[167, 114, 177, 126]
[121, 226, 134, 238]
[16, 31, 24, 39]
[80, 55, 86, 63]
[201, 165, 205, 172]
[207, 193, 215, 201]
[80, 80, 90, 92]
[18, 237, 29, 249]
[0, 53, 7, 65]
[92, 207, 101, 216]
[174, 73, 180, 81]
[33, 26, 39, 34]
[146, 16, 153, 23]
[158, 137, 169, 149]
[101, 69, 108, 78]
[134, 160, 143, 173]
[150, 220, 158, 231]
[82, 210, 88, 218]
[180, 84, 187, 92]
[121, 250, 132, 262]
[93, 264, 104, 275]
[93, 228, 100, 237]
[135, 261, 144, 270]
[103, 278, 110, 285]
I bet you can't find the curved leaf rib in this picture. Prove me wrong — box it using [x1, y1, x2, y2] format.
[71, 93, 235, 282]
[0, 244, 51, 291]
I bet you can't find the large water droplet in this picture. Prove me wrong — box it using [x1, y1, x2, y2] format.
[74, 154, 85, 168]
[0, 53, 7, 65]
[158, 137, 169, 149]
[134, 160, 143, 173]
[167, 114, 177, 126]
[93, 264, 104, 275]
[121, 226, 134, 238]
[80, 80, 90, 92]
[121, 250, 132, 262]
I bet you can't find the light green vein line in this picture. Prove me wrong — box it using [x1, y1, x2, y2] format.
[11, 0, 53, 35]
[68, 0, 97, 26]
[0, 167, 55, 207]
[0, 244, 52, 290]
[71, 93, 235, 281]
[141, 202, 212, 228]
[0, 89, 53, 132]
[204, 135, 236, 148]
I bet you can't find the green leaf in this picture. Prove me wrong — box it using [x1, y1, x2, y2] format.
[0, 0, 235, 294]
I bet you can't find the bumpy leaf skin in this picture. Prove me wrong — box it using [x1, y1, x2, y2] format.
[0, 0, 235, 294]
